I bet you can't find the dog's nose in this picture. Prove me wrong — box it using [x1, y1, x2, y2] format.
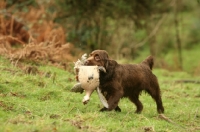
[84, 60, 89, 65]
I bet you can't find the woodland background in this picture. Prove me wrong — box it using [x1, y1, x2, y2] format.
[0, 0, 200, 74]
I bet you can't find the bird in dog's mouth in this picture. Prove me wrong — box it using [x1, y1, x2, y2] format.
[72, 54, 108, 108]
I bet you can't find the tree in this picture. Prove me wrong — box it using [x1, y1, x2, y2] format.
[174, 0, 182, 70]
[53, 0, 169, 53]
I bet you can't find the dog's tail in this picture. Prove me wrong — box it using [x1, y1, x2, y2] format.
[141, 56, 154, 70]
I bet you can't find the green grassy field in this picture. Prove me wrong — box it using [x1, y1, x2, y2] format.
[0, 57, 199, 132]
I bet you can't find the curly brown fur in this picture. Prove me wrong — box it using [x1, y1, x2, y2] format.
[85, 50, 164, 114]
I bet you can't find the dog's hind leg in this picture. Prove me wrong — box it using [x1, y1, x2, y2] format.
[146, 85, 164, 114]
[148, 91, 164, 113]
[155, 95, 164, 114]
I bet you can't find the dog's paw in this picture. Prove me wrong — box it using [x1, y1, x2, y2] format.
[99, 107, 108, 112]
[135, 110, 142, 114]
[157, 108, 164, 114]
[115, 106, 121, 112]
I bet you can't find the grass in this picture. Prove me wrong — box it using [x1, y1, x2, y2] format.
[0, 56, 200, 132]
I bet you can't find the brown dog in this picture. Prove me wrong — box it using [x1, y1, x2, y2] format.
[85, 50, 164, 114]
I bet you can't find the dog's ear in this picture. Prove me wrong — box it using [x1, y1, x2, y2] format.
[98, 50, 109, 60]
[94, 55, 101, 61]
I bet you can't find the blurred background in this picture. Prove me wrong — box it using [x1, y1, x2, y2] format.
[0, 0, 200, 75]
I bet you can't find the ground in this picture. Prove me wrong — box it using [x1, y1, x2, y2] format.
[0, 57, 200, 132]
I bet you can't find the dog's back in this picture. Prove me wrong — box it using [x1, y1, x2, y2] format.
[112, 57, 156, 95]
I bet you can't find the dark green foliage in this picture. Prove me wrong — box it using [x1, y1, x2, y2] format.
[53, 0, 168, 51]
[187, 18, 200, 48]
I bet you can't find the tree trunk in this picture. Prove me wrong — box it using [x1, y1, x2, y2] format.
[174, 0, 182, 70]
[147, 16, 156, 56]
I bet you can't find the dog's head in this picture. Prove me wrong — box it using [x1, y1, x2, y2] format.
[85, 50, 109, 67]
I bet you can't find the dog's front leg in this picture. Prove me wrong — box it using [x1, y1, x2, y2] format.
[107, 96, 121, 111]
[100, 106, 121, 112]
[105, 88, 123, 111]
[99, 89, 122, 112]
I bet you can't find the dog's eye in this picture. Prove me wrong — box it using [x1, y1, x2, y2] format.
[94, 55, 100, 61]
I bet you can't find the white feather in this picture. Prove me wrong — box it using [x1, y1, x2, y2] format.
[74, 53, 87, 69]
[97, 87, 109, 108]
